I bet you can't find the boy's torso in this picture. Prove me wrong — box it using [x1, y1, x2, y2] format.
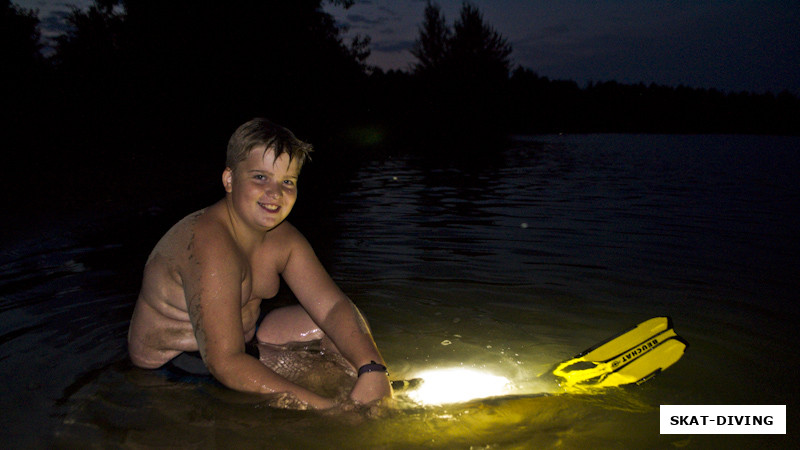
[128, 202, 292, 367]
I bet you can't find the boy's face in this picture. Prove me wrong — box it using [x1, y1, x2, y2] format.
[223, 146, 301, 231]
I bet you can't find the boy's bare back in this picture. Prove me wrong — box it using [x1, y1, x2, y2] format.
[127, 201, 289, 368]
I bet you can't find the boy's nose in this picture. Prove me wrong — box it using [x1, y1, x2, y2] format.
[265, 183, 282, 198]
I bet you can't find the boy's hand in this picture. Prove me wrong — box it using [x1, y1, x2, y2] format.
[309, 395, 338, 410]
[349, 371, 392, 405]
[266, 390, 338, 410]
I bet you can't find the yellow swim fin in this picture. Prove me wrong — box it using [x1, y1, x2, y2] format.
[552, 317, 688, 393]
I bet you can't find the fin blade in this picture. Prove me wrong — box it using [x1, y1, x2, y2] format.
[579, 317, 672, 362]
[579, 337, 688, 390]
[553, 317, 688, 391]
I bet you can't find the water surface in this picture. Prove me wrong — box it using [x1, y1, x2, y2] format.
[1, 134, 798, 448]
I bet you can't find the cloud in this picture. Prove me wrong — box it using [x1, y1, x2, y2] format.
[39, 9, 74, 39]
[371, 39, 415, 53]
[518, 23, 572, 45]
[346, 13, 391, 26]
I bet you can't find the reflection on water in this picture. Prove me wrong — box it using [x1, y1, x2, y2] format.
[2, 134, 799, 448]
[56, 360, 656, 448]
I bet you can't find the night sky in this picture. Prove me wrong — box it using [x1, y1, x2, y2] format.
[18, 0, 800, 95]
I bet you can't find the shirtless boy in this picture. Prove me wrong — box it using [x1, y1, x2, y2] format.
[128, 118, 391, 409]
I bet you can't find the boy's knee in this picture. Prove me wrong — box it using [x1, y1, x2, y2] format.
[256, 305, 322, 344]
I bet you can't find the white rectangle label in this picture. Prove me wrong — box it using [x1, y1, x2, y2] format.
[660, 405, 785, 434]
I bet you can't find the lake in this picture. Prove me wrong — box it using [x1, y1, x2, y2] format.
[1, 134, 798, 448]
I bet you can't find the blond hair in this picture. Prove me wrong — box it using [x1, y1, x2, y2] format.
[226, 118, 312, 170]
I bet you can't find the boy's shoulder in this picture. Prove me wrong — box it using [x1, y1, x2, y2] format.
[190, 204, 245, 253]
[259, 220, 305, 252]
[154, 204, 237, 259]
[163, 206, 225, 244]
[252, 221, 312, 269]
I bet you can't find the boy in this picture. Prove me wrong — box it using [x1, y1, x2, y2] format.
[128, 118, 391, 409]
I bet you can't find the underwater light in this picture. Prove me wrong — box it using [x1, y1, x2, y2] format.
[407, 368, 512, 405]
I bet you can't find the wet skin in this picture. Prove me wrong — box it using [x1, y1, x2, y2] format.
[128, 147, 391, 409]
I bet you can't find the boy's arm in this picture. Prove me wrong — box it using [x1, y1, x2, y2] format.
[184, 233, 335, 409]
[281, 227, 392, 405]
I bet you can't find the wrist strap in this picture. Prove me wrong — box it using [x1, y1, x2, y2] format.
[357, 360, 388, 377]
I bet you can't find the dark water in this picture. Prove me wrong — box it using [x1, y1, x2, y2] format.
[1, 134, 798, 448]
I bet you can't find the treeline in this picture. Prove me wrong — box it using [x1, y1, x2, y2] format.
[3, 0, 377, 211]
[509, 70, 800, 135]
[3, 0, 799, 170]
[364, 2, 799, 139]
[4, 0, 370, 152]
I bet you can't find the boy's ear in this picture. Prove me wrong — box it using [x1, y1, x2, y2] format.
[222, 167, 233, 193]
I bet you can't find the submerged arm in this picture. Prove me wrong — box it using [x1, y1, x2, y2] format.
[184, 234, 335, 409]
[281, 229, 392, 404]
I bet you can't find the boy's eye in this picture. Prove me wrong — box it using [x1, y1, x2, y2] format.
[283, 180, 295, 186]
[254, 174, 266, 180]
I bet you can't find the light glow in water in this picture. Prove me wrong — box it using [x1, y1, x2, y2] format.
[407, 368, 512, 405]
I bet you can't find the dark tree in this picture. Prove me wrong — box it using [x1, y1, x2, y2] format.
[2, 2, 47, 208]
[447, 2, 511, 82]
[51, 0, 372, 147]
[408, 1, 514, 141]
[412, 2, 511, 82]
[53, 2, 125, 75]
[1, 0, 41, 72]
[411, 1, 450, 75]
[2, 1, 44, 141]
